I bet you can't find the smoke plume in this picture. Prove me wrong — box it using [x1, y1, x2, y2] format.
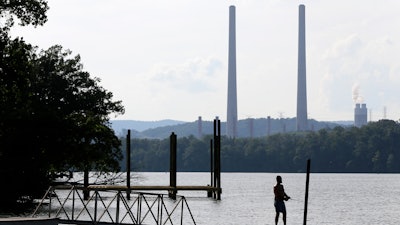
[352, 82, 364, 103]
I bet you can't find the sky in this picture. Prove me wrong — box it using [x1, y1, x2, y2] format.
[9, 0, 400, 122]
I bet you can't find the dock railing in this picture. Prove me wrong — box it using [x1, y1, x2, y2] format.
[31, 185, 197, 225]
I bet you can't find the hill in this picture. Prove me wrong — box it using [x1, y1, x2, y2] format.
[110, 120, 186, 136]
[111, 118, 348, 139]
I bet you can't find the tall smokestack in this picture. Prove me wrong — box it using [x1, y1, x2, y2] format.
[197, 116, 202, 138]
[227, 5, 238, 138]
[248, 118, 254, 138]
[296, 4, 308, 131]
[267, 116, 271, 136]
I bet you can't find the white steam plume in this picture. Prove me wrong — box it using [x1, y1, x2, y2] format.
[352, 82, 364, 103]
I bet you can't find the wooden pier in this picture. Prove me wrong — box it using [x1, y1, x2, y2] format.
[88, 185, 220, 192]
[119, 118, 222, 200]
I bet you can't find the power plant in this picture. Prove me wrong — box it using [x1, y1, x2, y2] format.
[296, 4, 308, 131]
[226, 5, 238, 138]
[221, 4, 374, 134]
[354, 103, 368, 127]
[225, 4, 308, 136]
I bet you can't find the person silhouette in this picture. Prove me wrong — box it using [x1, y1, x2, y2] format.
[274, 175, 290, 225]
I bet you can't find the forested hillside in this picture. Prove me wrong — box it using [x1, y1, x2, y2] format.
[120, 120, 400, 173]
[114, 118, 342, 139]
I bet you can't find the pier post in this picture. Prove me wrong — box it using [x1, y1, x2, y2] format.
[169, 132, 177, 199]
[126, 129, 131, 200]
[303, 159, 311, 225]
[213, 120, 217, 199]
[208, 139, 214, 197]
[83, 168, 89, 200]
[216, 119, 221, 200]
[213, 119, 222, 200]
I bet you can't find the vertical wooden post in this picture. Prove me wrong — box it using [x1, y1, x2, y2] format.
[83, 168, 89, 200]
[213, 120, 217, 199]
[216, 119, 221, 200]
[208, 139, 214, 197]
[169, 132, 177, 199]
[303, 159, 311, 225]
[126, 130, 131, 200]
[212, 119, 222, 200]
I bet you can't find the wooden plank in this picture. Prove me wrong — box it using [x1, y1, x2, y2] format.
[86, 185, 220, 192]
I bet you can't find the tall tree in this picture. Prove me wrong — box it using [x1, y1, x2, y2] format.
[1, 0, 126, 209]
[0, 36, 124, 208]
[0, 0, 48, 30]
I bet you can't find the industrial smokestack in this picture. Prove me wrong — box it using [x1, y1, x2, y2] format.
[197, 116, 202, 138]
[227, 5, 238, 138]
[248, 118, 254, 138]
[267, 116, 271, 136]
[296, 4, 308, 131]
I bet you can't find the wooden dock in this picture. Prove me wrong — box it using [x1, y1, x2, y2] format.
[90, 184, 221, 199]
[88, 184, 221, 192]
[119, 119, 222, 200]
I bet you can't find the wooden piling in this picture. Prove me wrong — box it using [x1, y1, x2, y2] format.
[169, 132, 177, 199]
[303, 159, 311, 225]
[208, 139, 214, 198]
[212, 119, 222, 200]
[126, 129, 131, 200]
[216, 119, 221, 200]
[83, 169, 89, 200]
[213, 120, 217, 199]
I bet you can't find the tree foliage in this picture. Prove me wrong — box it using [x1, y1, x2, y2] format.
[0, 35, 124, 208]
[0, 0, 125, 210]
[121, 120, 400, 173]
[0, 0, 48, 32]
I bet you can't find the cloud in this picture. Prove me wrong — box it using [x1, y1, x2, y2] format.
[323, 34, 363, 60]
[317, 33, 400, 120]
[148, 56, 224, 93]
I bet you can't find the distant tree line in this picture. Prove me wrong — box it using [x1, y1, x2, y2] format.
[121, 120, 400, 173]
[117, 118, 342, 139]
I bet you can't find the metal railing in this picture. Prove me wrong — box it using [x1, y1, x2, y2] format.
[31, 186, 197, 225]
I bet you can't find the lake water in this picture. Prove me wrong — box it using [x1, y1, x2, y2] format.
[130, 172, 400, 225]
[6, 172, 400, 224]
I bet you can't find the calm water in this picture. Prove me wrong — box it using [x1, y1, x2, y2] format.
[131, 172, 400, 225]
[7, 172, 399, 224]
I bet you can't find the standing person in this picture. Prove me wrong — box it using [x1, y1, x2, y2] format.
[274, 175, 290, 225]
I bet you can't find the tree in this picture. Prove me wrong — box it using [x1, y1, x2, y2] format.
[32, 45, 124, 171]
[0, 36, 124, 208]
[0, 0, 126, 209]
[0, 0, 48, 32]
[0, 34, 43, 210]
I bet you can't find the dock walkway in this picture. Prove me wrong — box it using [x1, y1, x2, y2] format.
[88, 184, 220, 192]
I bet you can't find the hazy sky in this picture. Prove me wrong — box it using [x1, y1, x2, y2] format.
[10, 0, 400, 122]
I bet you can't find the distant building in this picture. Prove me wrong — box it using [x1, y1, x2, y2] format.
[354, 103, 368, 127]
